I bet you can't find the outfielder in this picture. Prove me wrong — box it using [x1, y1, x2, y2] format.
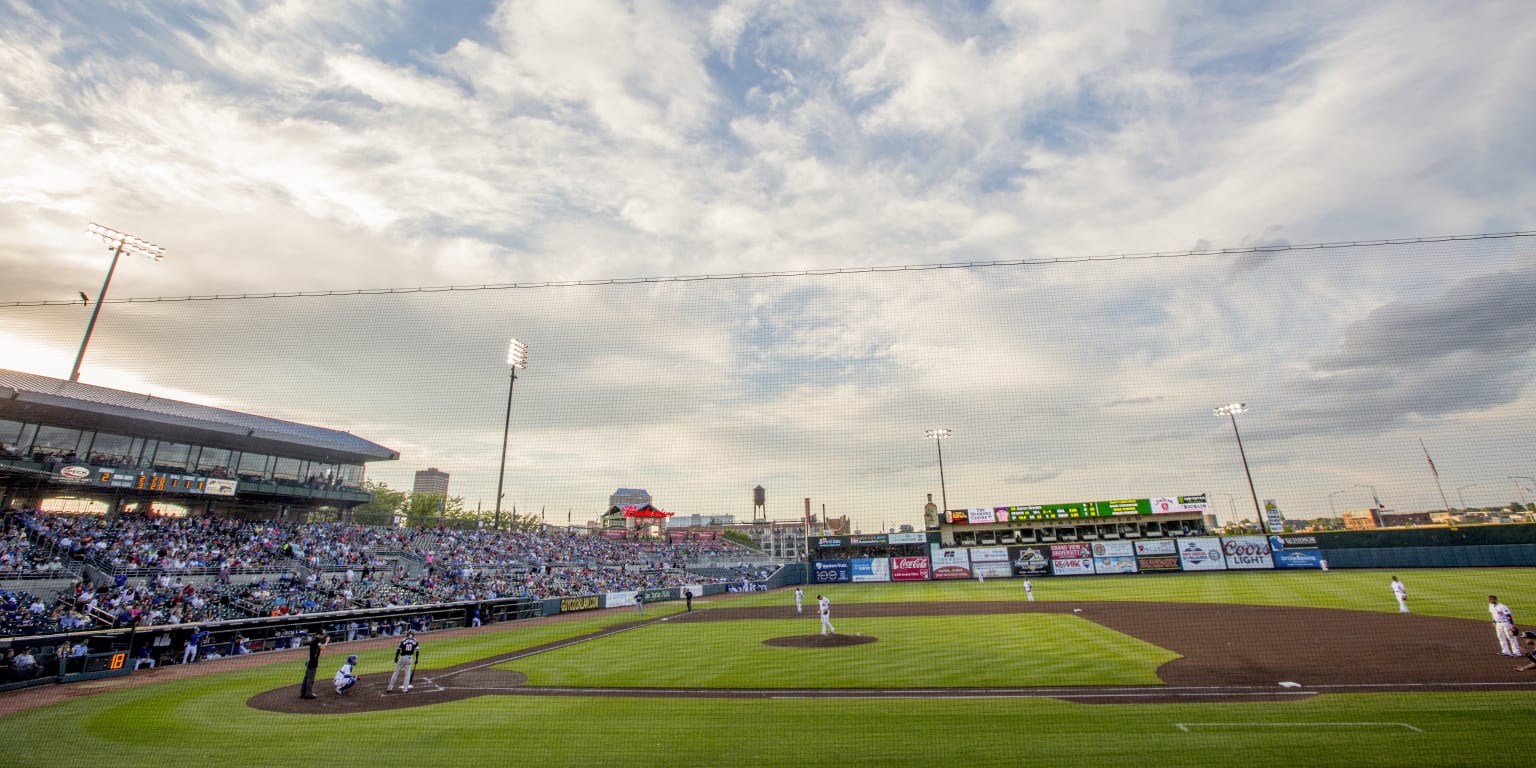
[388, 630, 420, 693]
[1024, 578, 1034, 602]
[334, 655, 359, 695]
[1490, 595, 1520, 656]
[1390, 576, 1408, 613]
[817, 593, 833, 635]
[795, 587, 803, 615]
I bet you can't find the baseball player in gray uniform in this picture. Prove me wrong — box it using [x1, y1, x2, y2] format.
[817, 594, 834, 635]
[1390, 576, 1408, 613]
[388, 630, 420, 692]
[795, 587, 803, 615]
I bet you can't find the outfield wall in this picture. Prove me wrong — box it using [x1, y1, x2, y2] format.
[803, 525, 1536, 580]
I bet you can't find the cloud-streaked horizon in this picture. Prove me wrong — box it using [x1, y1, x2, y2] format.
[2, 1, 1534, 529]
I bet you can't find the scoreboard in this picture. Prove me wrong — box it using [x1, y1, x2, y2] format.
[54, 464, 237, 496]
[951, 494, 1207, 524]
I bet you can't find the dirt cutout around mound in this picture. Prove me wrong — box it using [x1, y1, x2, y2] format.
[763, 633, 877, 648]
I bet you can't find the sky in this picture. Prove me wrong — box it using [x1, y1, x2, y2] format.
[1, 0, 1534, 531]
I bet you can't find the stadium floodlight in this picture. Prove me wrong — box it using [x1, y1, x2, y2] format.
[1213, 403, 1266, 533]
[925, 428, 952, 517]
[71, 223, 166, 382]
[495, 338, 529, 530]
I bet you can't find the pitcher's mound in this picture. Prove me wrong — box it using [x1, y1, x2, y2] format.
[764, 634, 877, 648]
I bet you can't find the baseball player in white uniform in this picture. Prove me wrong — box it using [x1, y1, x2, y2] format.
[388, 630, 420, 692]
[1390, 576, 1408, 613]
[817, 594, 833, 635]
[795, 587, 803, 615]
[1490, 595, 1520, 655]
[1024, 578, 1034, 602]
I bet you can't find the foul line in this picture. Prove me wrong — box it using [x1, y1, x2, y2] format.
[1176, 722, 1423, 733]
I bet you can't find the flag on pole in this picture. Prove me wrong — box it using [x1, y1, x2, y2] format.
[1424, 447, 1439, 479]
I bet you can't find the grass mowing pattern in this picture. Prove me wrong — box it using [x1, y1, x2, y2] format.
[510, 614, 1174, 688]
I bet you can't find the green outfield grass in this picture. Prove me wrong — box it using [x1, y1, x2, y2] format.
[509, 614, 1175, 688]
[737, 567, 1536, 622]
[5, 568, 1536, 768]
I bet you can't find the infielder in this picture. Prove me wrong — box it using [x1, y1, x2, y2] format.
[1390, 576, 1408, 613]
[334, 654, 359, 695]
[817, 594, 833, 635]
[795, 587, 803, 615]
[387, 630, 420, 693]
[1490, 595, 1520, 656]
[1024, 578, 1034, 602]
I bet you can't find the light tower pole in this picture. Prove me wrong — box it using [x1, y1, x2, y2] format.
[494, 338, 528, 530]
[1214, 403, 1266, 534]
[925, 428, 952, 516]
[71, 223, 165, 382]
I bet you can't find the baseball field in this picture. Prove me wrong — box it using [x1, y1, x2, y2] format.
[6, 567, 1536, 767]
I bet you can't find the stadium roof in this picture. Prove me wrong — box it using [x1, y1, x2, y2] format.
[0, 368, 398, 464]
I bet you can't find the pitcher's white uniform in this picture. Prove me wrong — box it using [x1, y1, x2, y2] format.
[818, 594, 833, 635]
[795, 588, 803, 615]
[1024, 579, 1034, 602]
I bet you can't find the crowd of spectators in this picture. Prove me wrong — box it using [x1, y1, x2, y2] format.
[0, 508, 771, 639]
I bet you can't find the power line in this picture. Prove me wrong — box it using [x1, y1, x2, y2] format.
[4, 229, 1533, 308]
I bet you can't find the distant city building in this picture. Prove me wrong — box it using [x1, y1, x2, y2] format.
[413, 468, 450, 496]
[673, 513, 736, 527]
[1204, 514, 1220, 530]
[1342, 508, 1380, 529]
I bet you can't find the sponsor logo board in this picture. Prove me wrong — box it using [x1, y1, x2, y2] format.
[1093, 556, 1137, 574]
[1090, 541, 1134, 558]
[850, 558, 891, 582]
[888, 532, 927, 545]
[1135, 555, 1182, 572]
[929, 544, 972, 579]
[812, 560, 852, 583]
[1008, 546, 1051, 575]
[1051, 557, 1094, 576]
[1134, 539, 1177, 556]
[59, 465, 91, 480]
[891, 556, 931, 581]
[1269, 534, 1318, 551]
[968, 507, 996, 525]
[1177, 537, 1228, 571]
[1222, 536, 1275, 569]
[1051, 543, 1091, 559]
[1273, 549, 1323, 569]
[974, 562, 1013, 579]
[204, 479, 237, 496]
[559, 596, 600, 613]
[945, 509, 970, 524]
[970, 546, 1010, 562]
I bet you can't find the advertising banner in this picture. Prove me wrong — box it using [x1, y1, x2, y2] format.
[1008, 546, 1051, 575]
[1222, 536, 1275, 569]
[1263, 500, 1285, 534]
[1269, 534, 1318, 551]
[204, 479, 238, 496]
[815, 536, 847, 549]
[888, 532, 927, 545]
[1050, 543, 1092, 559]
[1177, 537, 1228, 571]
[1090, 541, 1134, 558]
[974, 561, 1014, 579]
[1134, 539, 1177, 556]
[601, 529, 627, 540]
[1049, 542, 1094, 575]
[607, 591, 640, 608]
[1135, 553, 1182, 572]
[849, 534, 888, 546]
[930, 544, 973, 579]
[891, 556, 931, 581]
[850, 558, 891, 582]
[1273, 548, 1323, 569]
[970, 546, 1010, 562]
[1151, 494, 1209, 514]
[559, 595, 602, 613]
[945, 509, 970, 525]
[968, 507, 997, 525]
[1093, 556, 1137, 574]
[812, 560, 852, 584]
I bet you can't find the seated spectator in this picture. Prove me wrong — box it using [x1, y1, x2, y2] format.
[13, 647, 39, 679]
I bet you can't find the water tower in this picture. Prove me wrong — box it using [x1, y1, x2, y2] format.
[753, 485, 766, 522]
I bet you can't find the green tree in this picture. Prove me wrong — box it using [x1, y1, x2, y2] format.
[403, 492, 467, 528]
[721, 530, 758, 549]
[351, 480, 405, 525]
